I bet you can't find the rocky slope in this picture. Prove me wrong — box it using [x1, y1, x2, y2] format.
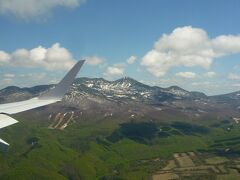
[0, 77, 239, 119]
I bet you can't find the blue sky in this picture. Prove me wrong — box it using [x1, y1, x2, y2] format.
[0, 0, 240, 95]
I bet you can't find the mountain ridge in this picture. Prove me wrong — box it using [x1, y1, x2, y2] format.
[0, 77, 240, 119]
[0, 76, 240, 102]
[2, 76, 239, 97]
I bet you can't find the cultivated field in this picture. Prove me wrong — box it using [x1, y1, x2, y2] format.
[152, 152, 240, 180]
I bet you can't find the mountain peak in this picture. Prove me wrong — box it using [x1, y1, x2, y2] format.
[115, 76, 138, 82]
[167, 85, 187, 91]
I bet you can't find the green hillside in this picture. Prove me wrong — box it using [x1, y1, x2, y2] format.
[1, 113, 240, 180]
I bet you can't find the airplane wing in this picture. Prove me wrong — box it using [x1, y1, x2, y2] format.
[0, 60, 85, 146]
[0, 114, 18, 146]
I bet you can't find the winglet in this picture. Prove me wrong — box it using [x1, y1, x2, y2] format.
[39, 60, 85, 100]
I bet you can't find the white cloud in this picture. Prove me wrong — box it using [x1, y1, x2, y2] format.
[228, 73, 240, 80]
[232, 83, 240, 87]
[104, 65, 125, 77]
[126, 56, 137, 64]
[141, 26, 240, 77]
[0, 0, 85, 20]
[192, 82, 211, 86]
[3, 73, 15, 78]
[20, 72, 46, 80]
[205, 71, 216, 78]
[212, 35, 240, 55]
[0, 43, 76, 70]
[85, 56, 104, 66]
[0, 51, 10, 63]
[3, 78, 14, 84]
[192, 81, 219, 88]
[176, 72, 196, 79]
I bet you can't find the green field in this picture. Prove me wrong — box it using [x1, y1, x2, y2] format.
[0, 113, 240, 179]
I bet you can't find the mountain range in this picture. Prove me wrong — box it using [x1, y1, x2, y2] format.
[1, 77, 240, 120]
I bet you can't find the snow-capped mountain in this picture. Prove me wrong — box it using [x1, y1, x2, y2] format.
[0, 77, 239, 119]
[64, 77, 206, 104]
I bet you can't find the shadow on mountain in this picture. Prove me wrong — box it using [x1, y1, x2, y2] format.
[107, 121, 209, 144]
[107, 122, 158, 144]
[171, 122, 209, 135]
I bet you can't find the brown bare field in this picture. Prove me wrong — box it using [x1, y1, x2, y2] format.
[152, 152, 240, 179]
[162, 160, 177, 170]
[175, 165, 220, 174]
[152, 172, 179, 180]
[175, 153, 195, 167]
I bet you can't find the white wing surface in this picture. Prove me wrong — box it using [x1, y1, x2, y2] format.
[0, 114, 18, 129]
[0, 114, 18, 146]
[0, 98, 59, 115]
[0, 60, 85, 146]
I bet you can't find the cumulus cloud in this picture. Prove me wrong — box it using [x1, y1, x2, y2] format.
[141, 26, 240, 77]
[0, 43, 76, 70]
[0, 0, 85, 20]
[104, 65, 125, 77]
[3, 73, 15, 78]
[85, 56, 104, 66]
[126, 56, 137, 64]
[192, 81, 219, 89]
[205, 71, 216, 78]
[0, 51, 10, 63]
[228, 73, 240, 80]
[232, 83, 240, 87]
[192, 82, 211, 86]
[20, 72, 46, 80]
[176, 72, 196, 79]
[3, 78, 14, 84]
[212, 35, 240, 55]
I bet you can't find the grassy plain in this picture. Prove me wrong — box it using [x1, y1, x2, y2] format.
[0, 112, 240, 179]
